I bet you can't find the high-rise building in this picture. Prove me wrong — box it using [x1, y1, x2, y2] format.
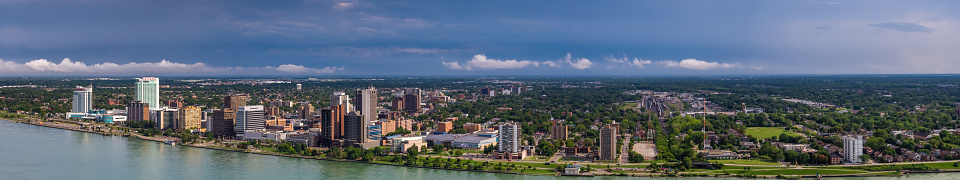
[343, 111, 367, 143]
[299, 103, 314, 120]
[153, 108, 178, 130]
[391, 96, 404, 111]
[223, 94, 248, 111]
[320, 108, 335, 146]
[296, 83, 302, 91]
[126, 101, 149, 122]
[600, 125, 618, 160]
[235, 105, 266, 135]
[480, 87, 490, 96]
[72, 86, 93, 113]
[551, 124, 568, 140]
[211, 108, 236, 137]
[330, 92, 352, 111]
[331, 105, 346, 138]
[498, 121, 521, 153]
[135, 77, 160, 110]
[403, 88, 421, 113]
[177, 106, 202, 130]
[354, 87, 378, 124]
[843, 135, 864, 163]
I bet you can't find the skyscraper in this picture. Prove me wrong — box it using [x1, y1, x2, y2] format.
[320, 108, 335, 146]
[343, 111, 367, 143]
[330, 92, 352, 111]
[72, 85, 93, 113]
[354, 87, 377, 123]
[223, 94, 248, 111]
[498, 121, 521, 153]
[235, 105, 266, 134]
[177, 106, 202, 130]
[126, 101, 149, 122]
[135, 77, 160, 110]
[600, 125, 618, 160]
[331, 104, 346, 139]
[211, 108, 236, 137]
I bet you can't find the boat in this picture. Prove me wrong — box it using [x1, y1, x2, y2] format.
[164, 140, 176, 145]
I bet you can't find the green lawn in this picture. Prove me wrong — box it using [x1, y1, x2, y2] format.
[526, 156, 551, 162]
[742, 169, 867, 175]
[721, 165, 785, 170]
[745, 127, 799, 139]
[622, 102, 638, 109]
[919, 162, 960, 169]
[710, 157, 780, 166]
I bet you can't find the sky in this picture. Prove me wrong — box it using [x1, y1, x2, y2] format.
[0, 0, 958, 76]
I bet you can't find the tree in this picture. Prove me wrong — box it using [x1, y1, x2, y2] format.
[407, 146, 420, 157]
[628, 151, 645, 163]
[769, 150, 785, 162]
[859, 154, 871, 163]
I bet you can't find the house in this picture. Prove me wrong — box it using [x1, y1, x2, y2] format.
[883, 155, 894, 163]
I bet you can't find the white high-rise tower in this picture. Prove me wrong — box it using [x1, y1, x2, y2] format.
[135, 77, 160, 110]
[72, 86, 93, 113]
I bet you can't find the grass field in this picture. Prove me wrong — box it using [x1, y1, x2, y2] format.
[622, 102, 638, 109]
[919, 162, 960, 169]
[722, 165, 785, 170]
[710, 157, 781, 166]
[745, 127, 799, 139]
[742, 169, 867, 175]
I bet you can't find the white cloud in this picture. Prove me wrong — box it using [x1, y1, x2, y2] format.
[0, 58, 341, 76]
[545, 53, 593, 70]
[660, 59, 739, 70]
[443, 54, 539, 71]
[541, 61, 559, 67]
[605, 55, 652, 68]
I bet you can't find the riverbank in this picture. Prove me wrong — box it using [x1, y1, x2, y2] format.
[3, 117, 956, 179]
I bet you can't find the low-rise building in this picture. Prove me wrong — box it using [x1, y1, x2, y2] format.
[391, 136, 427, 153]
[699, 150, 739, 160]
[424, 133, 498, 150]
[563, 165, 581, 175]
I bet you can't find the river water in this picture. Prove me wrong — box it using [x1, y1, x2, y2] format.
[0, 120, 955, 180]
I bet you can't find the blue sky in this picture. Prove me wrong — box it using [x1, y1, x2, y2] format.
[0, 0, 957, 76]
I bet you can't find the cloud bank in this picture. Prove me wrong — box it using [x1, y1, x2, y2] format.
[606, 55, 652, 68]
[443, 54, 539, 71]
[660, 59, 739, 70]
[0, 58, 341, 76]
[443, 53, 595, 71]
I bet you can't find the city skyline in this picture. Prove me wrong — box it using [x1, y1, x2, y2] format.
[1, 0, 958, 76]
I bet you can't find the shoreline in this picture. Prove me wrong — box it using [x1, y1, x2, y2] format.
[3, 117, 956, 178]
[0, 118, 535, 177]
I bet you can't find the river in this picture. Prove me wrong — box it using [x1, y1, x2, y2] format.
[0, 120, 955, 180]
